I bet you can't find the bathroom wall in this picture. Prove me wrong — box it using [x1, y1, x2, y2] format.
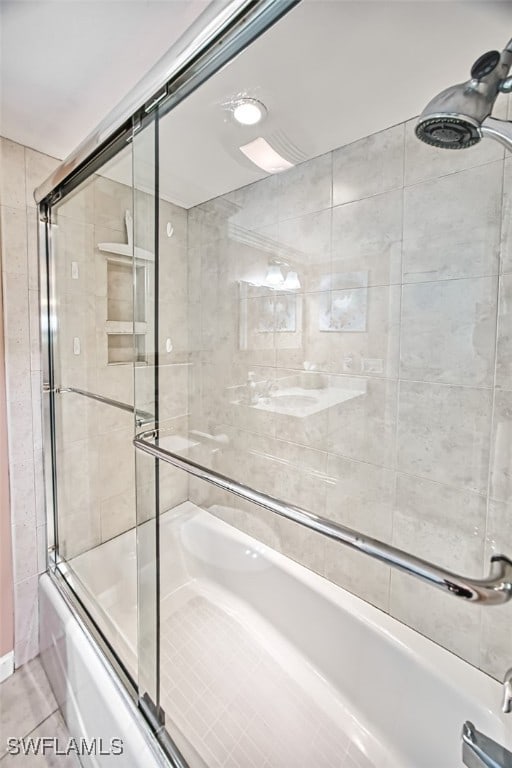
[186, 100, 512, 680]
[0, 266, 14, 673]
[0, 137, 58, 666]
[0, 133, 189, 665]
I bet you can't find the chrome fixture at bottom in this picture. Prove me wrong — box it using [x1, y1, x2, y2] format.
[462, 722, 512, 768]
[134, 429, 512, 605]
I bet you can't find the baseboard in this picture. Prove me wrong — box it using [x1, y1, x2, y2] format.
[0, 650, 14, 683]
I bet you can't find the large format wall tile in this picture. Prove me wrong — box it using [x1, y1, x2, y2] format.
[400, 276, 498, 386]
[326, 454, 395, 539]
[389, 573, 482, 667]
[489, 389, 512, 503]
[278, 152, 332, 221]
[333, 123, 404, 206]
[326, 284, 401, 378]
[393, 474, 487, 573]
[331, 189, 403, 288]
[25, 148, 59, 208]
[397, 381, 492, 493]
[499, 158, 512, 275]
[0, 138, 26, 208]
[327, 377, 398, 468]
[403, 161, 502, 282]
[496, 273, 512, 388]
[324, 539, 391, 612]
[0, 206, 28, 275]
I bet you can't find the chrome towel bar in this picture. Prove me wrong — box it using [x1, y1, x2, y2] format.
[134, 429, 512, 606]
[59, 387, 154, 427]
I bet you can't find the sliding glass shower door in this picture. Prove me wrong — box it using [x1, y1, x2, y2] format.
[46, 130, 161, 717]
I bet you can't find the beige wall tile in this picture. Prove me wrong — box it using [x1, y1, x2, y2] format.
[393, 474, 486, 572]
[498, 157, 512, 275]
[326, 454, 395, 539]
[0, 139, 25, 209]
[400, 276, 498, 387]
[331, 188, 402, 288]
[100, 488, 136, 542]
[327, 377, 398, 468]
[0, 206, 28, 275]
[24, 148, 59, 208]
[496, 274, 512, 387]
[324, 540, 391, 612]
[397, 382, 492, 493]
[323, 284, 401, 378]
[489, 389, 512, 503]
[403, 161, 502, 282]
[333, 123, 404, 205]
[389, 573, 481, 666]
[278, 152, 332, 221]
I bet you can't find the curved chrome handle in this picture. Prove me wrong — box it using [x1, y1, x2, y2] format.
[134, 429, 512, 606]
[503, 669, 512, 714]
[462, 721, 512, 768]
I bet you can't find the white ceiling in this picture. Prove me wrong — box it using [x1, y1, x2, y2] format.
[0, 0, 208, 159]
[2, 0, 512, 207]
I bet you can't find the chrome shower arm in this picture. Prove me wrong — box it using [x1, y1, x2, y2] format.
[481, 116, 512, 151]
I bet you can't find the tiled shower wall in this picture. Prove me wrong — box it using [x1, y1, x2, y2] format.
[50, 177, 189, 558]
[0, 135, 190, 664]
[186, 112, 512, 680]
[0, 137, 58, 666]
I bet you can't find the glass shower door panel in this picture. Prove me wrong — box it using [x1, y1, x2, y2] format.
[132, 113, 161, 718]
[50, 146, 140, 681]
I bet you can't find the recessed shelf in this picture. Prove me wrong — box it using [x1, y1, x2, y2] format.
[98, 243, 154, 263]
[107, 333, 146, 365]
[105, 321, 147, 335]
[98, 209, 154, 263]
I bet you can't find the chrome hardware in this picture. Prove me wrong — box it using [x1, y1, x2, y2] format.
[503, 669, 512, 714]
[59, 387, 154, 427]
[462, 721, 512, 768]
[134, 429, 512, 606]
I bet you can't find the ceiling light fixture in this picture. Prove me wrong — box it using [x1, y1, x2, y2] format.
[232, 98, 267, 126]
[240, 137, 294, 174]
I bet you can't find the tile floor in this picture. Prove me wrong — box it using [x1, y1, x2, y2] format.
[0, 657, 79, 766]
[160, 589, 379, 768]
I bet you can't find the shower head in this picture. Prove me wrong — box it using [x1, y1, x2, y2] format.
[415, 39, 512, 151]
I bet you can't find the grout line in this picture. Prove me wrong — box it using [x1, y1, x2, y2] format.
[21, 707, 60, 739]
[388, 121, 408, 613]
[481, 153, 507, 603]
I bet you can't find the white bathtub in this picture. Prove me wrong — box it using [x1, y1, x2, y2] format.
[45, 502, 512, 767]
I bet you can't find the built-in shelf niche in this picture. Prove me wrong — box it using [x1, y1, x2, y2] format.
[101, 210, 152, 365]
[107, 333, 146, 365]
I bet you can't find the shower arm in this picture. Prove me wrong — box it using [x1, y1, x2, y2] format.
[481, 116, 512, 152]
[134, 430, 512, 606]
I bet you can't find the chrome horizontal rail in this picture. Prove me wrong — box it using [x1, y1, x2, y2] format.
[134, 429, 512, 605]
[60, 387, 154, 427]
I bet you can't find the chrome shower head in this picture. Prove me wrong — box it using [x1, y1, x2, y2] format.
[415, 40, 512, 151]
